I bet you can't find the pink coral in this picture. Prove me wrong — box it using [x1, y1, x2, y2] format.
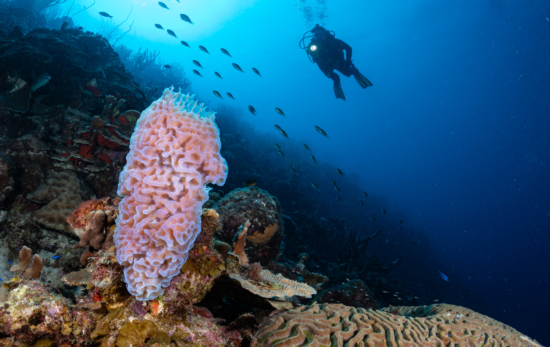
[114, 88, 228, 300]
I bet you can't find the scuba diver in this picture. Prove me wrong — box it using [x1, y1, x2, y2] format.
[299, 24, 372, 101]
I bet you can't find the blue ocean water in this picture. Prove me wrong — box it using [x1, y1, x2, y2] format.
[62, 0, 549, 342]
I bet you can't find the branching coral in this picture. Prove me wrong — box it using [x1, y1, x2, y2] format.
[9, 246, 43, 279]
[230, 220, 250, 266]
[255, 303, 542, 347]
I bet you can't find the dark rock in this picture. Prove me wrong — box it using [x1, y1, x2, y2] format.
[0, 154, 15, 206]
[215, 187, 284, 265]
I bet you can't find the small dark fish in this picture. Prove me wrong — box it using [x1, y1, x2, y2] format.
[99, 11, 113, 18]
[248, 105, 257, 115]
[193, 60, 202, 68]
[155, 24, 164, 30]
[315, 125, 329, 138]
[273, 144, 282, 150]
[303, 144, 310, 150]
[382, 208, 387, 214]
[371, 216, 376, 221]
[275, 108, 285, 117]
[336, 168, 344, 176]
[213, 91, 222, 99]
[167, 29, 177, 38]
[332, 181, 340, 192]
[52, 255, 61, 260]
[252, 67, 261, 76]
[244, 179, 257, 187]
[337, 197, 341, 202]
[163, 64, 171, 69]
[363, 192, 369, 197]
[226, 92, 235, 100]
[221, 48, 232, 57]
[400, 219, 403, 224]
[232, 63, 244, 73]
[278, 129, 289, 139]
[409, 230, 413, 236]
[290, 167, 298, 175]
[215, 72, 222, 79]
[361, 201, 365, 205]
[277, 150, 285, 158]
[192, 70, 202, 77]
[412, 241, 416, 246]
[311, 183, 320, 191]
[199, 45, 209, 54]
[310, 155, 317, 164]
[158, 2, 169, 10]
[180, 13, 194, 24]
[439, 271, 449, 281]
[271, 126, 286, 138]
[31, 73, 50, 92]
[180, 41, 190, 48]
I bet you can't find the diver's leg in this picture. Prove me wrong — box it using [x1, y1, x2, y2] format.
[349, 65, 373, 89]
[319, 63, 346, 101]
[329, 72, 346, 101]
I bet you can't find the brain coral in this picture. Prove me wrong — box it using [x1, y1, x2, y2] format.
[255, 303, 542, 347]
[114, 88, 228, 300]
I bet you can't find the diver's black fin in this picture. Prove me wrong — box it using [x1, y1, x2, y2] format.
[355, 73, 373, 89]
[334, 83, 346, 101]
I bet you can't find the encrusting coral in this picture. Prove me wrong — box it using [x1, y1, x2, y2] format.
[230, 269, 317, 301]
[27, 170, 92, 232]
[114, 88, 228, 300]
[254, 303, 543, 347]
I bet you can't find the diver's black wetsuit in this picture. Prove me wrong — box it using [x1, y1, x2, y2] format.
[306, 32, 372, 100]
[308, 37, 354, 81]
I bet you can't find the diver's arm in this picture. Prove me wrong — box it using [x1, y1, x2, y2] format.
[336, 39, 352, 63]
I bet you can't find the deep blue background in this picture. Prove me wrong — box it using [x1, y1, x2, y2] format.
[66, 0, 550, 343]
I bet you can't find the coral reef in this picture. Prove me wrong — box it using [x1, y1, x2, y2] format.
[0, 26, 145, 112]
[216, 187, 284, 264]
[0, 6, 48, 35]
[0, 154, 15, 206]
[27, 170, 92, 232]
[161, 208, 226, 313]
[229, 269, 317, 301]
[254, 303, 542, 347]
[114, 45, 192, 102]
[314, 279, 380, 310]
[267, 253, 328, 291]
[9, 245, 43, 279]
[230, 220, 251, 266]
[115, 88, 228, 300]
